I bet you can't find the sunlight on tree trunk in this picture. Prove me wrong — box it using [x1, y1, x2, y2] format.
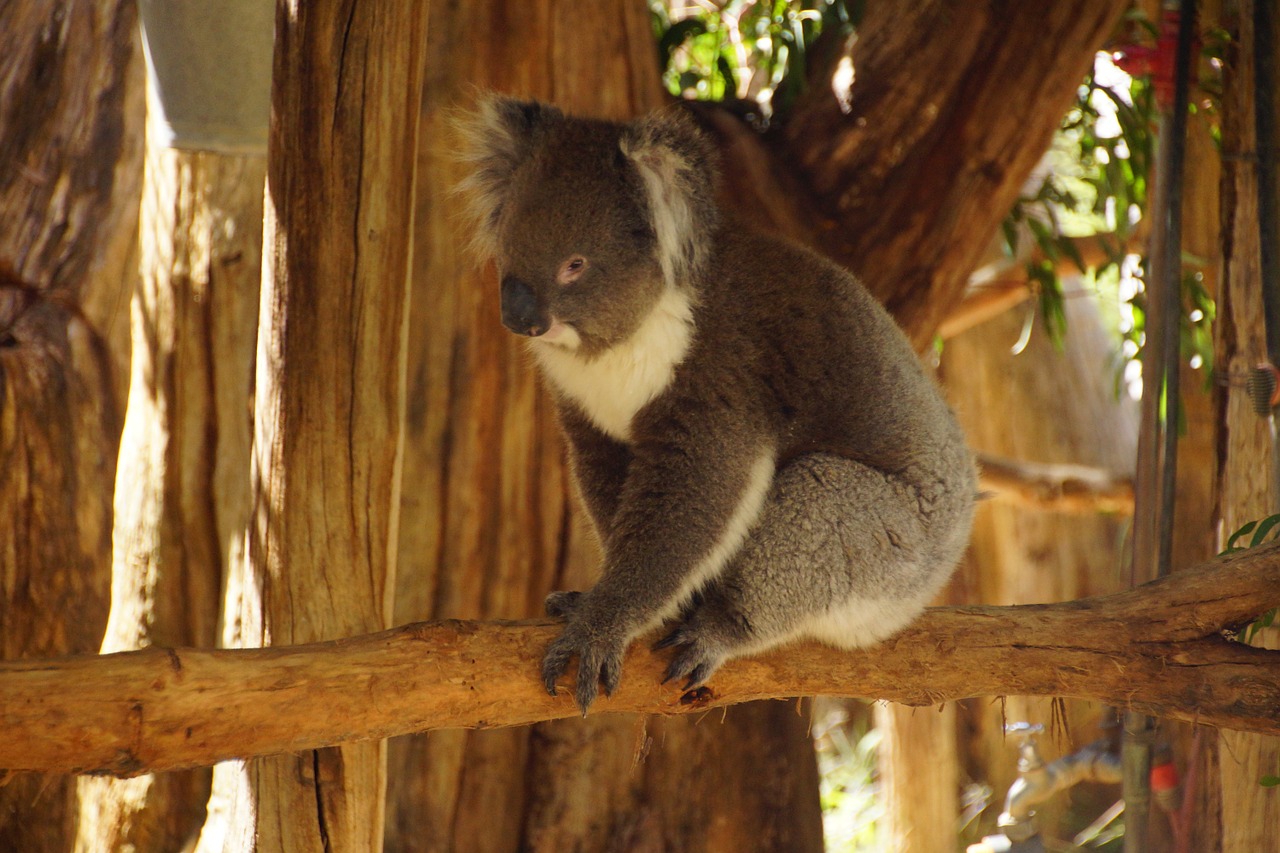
[73, 123, 264, 851]
[192, 3, 428, 850]
[1214, 2, 1280, 849]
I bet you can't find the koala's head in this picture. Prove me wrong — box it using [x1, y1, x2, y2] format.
[455, 95, 718, 355]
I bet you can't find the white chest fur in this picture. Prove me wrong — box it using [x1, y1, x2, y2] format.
[532, 289, 694, 442]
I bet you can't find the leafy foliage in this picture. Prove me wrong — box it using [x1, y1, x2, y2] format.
[650, 5, 1222, 390]
[650, 1, 856, 120]
[1003, 56, 1156, 351]
[1220, 513, 1279, 646]
[815, 716, 883, 851]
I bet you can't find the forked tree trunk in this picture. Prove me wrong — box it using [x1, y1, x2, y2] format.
[0, 0, 142, 848]
[771, 0, 1131, 345]
[1214, 2, 1280, 849]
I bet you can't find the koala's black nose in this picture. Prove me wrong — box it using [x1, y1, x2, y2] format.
[500, 275, 547, 337]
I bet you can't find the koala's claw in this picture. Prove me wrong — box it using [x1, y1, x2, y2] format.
[651, 630, 684, 651]
[661, 639, 726, 689]
[541, 621, 627, 714]
[656, 600, 743, 689]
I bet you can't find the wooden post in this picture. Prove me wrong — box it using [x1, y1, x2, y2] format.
[207, 2, 427, 849]
[1215, 2, 1280, 849]
[74, 136, 265, 853]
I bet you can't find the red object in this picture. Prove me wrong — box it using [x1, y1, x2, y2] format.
[1151, 760, 1180, 792]
[1111, 8, 1193, 110]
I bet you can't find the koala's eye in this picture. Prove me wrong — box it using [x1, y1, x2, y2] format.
[557, 256, 588, 285]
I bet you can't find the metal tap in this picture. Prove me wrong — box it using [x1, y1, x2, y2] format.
[996, 723, 1123, 843]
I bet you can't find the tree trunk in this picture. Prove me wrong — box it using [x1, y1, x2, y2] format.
[73, 132, 265, 851]
[875, 701, 958, 853]
[770, 0, 1130, 346]
[0, 283, 118, 851]
[0, 0, 142, 848]
[195, 3, 428, 850]
[0, 0, 143, 394]
[1214, 2, 1280, 849]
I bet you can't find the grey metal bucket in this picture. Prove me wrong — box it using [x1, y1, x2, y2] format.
[137, 0, 274, 154]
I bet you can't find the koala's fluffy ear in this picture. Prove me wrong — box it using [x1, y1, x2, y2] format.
[454, 95, 562, 259]
[621, 109, 719, 290]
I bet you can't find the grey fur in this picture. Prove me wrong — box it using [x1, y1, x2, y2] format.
[456, 95, 976, 713]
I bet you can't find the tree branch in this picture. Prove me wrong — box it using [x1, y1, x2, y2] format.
[2, 542, 1276, 778]
[976, 451, 1135, 514]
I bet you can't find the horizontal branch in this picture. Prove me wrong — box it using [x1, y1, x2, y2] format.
[939, 279, 1033, 340]
[976, 451, 1135, 514]
[939, 232, 1140, 340]
[2, 542, 1277, 778]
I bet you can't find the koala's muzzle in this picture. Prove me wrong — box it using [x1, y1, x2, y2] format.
[500, 275, 549, 337]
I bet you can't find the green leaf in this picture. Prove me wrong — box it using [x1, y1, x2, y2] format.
[1001, 220, 1020, 258]
[1248, 513, 1280, 548]
[1261, 775, 1280, 788]
[1026, 217, 1058, 260]
[1224, 520, 1259, 553]
[657, 18, 708, 70]
[1060, 236, 1088, 274]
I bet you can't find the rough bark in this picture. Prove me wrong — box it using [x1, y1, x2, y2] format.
[0, 279, 118, 851]
[769, 0, 1131, 347]
[73, 134, 265, 851]
[0, 0, 143, 399]
[0, 540, 1277, 779]
[1214, 2, 1280, 849]
[198, 3, 428, 851]
[0, 0, 142, 847]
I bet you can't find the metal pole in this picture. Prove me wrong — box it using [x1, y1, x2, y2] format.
[1124, 2, 1195, 850]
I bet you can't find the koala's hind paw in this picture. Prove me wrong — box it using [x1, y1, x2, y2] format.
[541, 617, 627, 715]
[544, 590, 583, 619]
[655, 622, 727, 686]
[655, 591, 755, 689]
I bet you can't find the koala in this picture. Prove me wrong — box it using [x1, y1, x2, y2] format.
[456, 95, 976, 714]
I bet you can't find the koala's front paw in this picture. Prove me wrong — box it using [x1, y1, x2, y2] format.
[541, 600, 629, 714]
[654, 597, 750, 689]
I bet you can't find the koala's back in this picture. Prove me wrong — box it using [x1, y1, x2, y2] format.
[657, 222, 962, 480]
